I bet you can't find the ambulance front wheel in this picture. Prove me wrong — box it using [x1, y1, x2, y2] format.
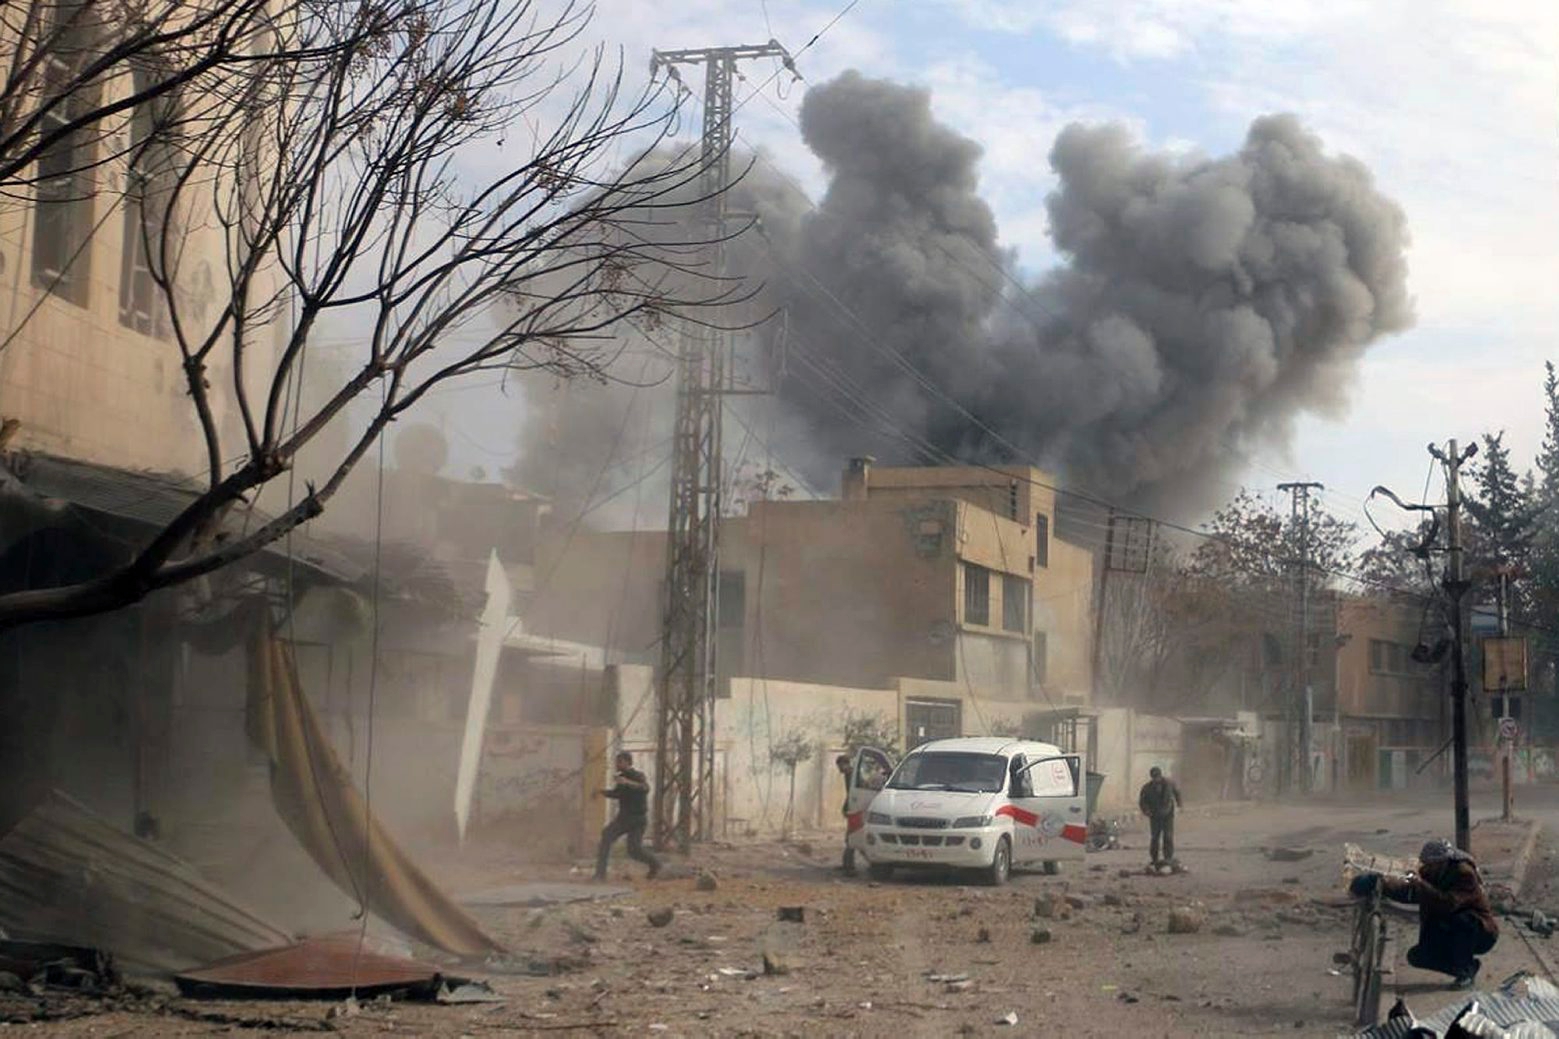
[1042, 860, 1060, 875]
[982, 836, 1012, 887]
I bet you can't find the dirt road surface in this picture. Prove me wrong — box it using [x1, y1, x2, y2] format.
[10, 783, 1559, 1037]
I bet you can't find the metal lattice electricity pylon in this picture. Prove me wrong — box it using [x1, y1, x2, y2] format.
[649, 42, 790, 852]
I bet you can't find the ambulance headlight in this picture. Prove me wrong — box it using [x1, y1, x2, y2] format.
[867, 811, 891, 825]
[952, 815, 993, 828]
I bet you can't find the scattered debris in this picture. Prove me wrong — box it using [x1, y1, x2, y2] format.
[0, 940, 116, 994]
[1033, 894, 1071, 920]
[1118, 991, 1140, 1004]
[926, 972, 969, 984]
[1121, 913, 1144, 936]
[325, 996, 360, 1021]
[647, 908, 675, 928]
[1167, 906, 1206, 934]
[777, 906, 805, 924]
[1213, 921, 1248, 938]
[1031, 928, 1053, 945]
[1064, 895, 1091, 910]
[997, 1010, 1019, 1026]
[437, 981, 504, 1005]
[762, 950, 792, 976]
[1263, 847, 1314, 863]
[1532, 909, 1556, 938]
[1103, 892, 1128, 907]
[976, 927, 992, 943]
[946, 979, 974, 993]
[696, 872, 720, 893]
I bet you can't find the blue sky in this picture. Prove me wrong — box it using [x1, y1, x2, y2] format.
[419, 0, 1559, 532]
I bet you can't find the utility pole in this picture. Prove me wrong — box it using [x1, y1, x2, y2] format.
[1279, 481, 1323, 795]
[1498, 568, 1513, 822]
[1430, 438, 1478, 852]
[649, 42, 791, 853]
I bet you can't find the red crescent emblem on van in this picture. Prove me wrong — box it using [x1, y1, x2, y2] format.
[1061, 824, 1088, 844]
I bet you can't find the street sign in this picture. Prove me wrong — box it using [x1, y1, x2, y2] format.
[1481, 636, 1529, 692]
[1471, 605, 1500, 636]
[1498, 717, 1519, 743]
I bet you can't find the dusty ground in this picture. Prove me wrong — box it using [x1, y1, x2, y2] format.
[9, 784, 1559, 1037]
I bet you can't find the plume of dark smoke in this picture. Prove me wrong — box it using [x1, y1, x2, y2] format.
[769, 73, 1412, 517]
[510, 70, 1413, 524]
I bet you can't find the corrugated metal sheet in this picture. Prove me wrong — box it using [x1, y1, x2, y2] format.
[0, 790, 293, 975]
[1357, 977, 1559, 1038]
[174, 935, 445, 999]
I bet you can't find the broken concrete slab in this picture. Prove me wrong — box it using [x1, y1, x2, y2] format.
[1167, 906, 1205, 934]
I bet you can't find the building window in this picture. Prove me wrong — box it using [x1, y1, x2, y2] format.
[1008, 481, 1019, 521]
[119, 65, 177, 338]
[1032, 630, 1048, 684]
[31, 3, 99, 307]
[1370, 639, 1413, 675]
[963, 562, 989, 626]
[1035, 513, 1050, 569]
[1002, 574, 1028, 633]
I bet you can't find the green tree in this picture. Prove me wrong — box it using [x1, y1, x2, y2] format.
[769, 731, 815, 838]
[1465, 430, 1535, 610]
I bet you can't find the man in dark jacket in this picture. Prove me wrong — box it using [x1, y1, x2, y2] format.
[1138, 766, 1182, 868]
[594, 751, 660, 881]
[1351, 839, 1498, 988]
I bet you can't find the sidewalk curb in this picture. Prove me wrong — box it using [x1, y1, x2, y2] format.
[1508, 820, 1544, 898]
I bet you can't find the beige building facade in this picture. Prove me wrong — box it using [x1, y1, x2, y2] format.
[533, 459, 1097, 711]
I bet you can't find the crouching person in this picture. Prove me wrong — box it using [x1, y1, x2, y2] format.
[1350, 838, 1498, 988]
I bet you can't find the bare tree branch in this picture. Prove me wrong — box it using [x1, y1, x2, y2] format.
[0, 0, 742, 629]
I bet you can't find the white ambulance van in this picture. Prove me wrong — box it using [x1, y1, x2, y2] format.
[844, 737, 1086, 886]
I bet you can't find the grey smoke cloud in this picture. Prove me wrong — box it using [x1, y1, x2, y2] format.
[769, 75, 1412, 516]
[512, 71, 1413, 524]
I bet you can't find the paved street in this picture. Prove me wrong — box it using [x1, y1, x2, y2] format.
[13, 783, 1559, 1037]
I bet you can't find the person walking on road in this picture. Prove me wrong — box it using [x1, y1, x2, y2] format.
[1138, 766, 1182, 869]
[1350, 838, 1498, 988]
[594, 751, 660, 881]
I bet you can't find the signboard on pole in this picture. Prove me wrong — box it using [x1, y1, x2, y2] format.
[1481, 636, 1529, 692]
[1498, 717, 1519, 743]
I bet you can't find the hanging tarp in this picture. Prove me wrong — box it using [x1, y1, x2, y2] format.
[245, 626, 503, 959]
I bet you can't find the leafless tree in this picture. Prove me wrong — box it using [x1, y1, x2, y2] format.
[0, 0, 372, 193]
[0, 0, 738, 627]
